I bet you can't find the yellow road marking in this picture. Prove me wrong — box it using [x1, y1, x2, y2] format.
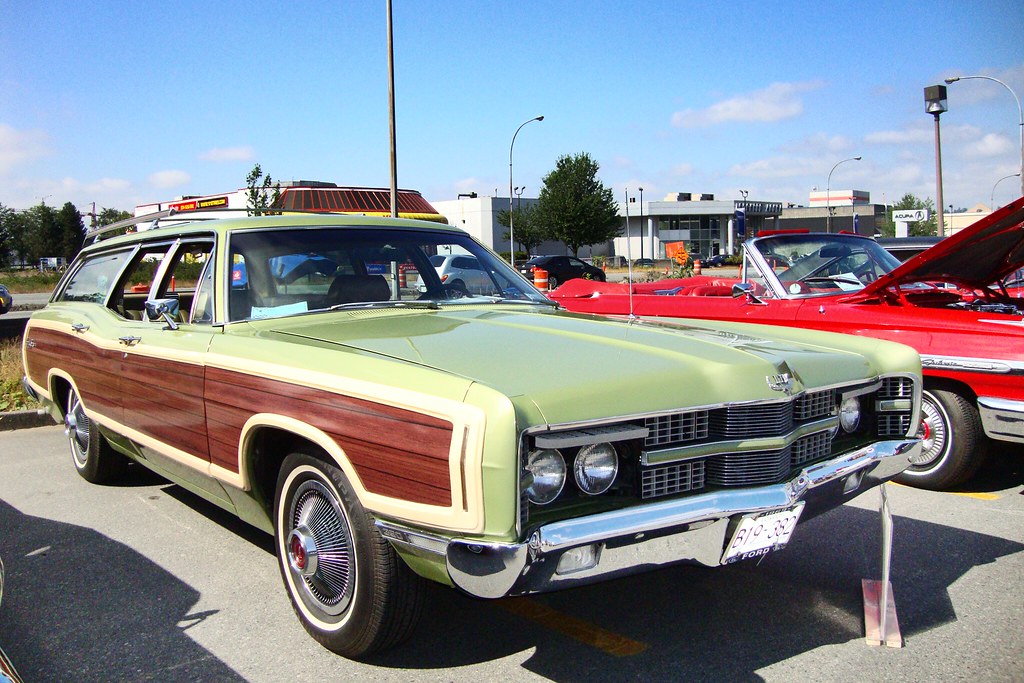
[888, 482, 1000, 500]
[498, 597, 649, 657]
[946, 491, 1001, 500]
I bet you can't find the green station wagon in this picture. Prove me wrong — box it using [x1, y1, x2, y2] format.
[22, 213, 922, 658]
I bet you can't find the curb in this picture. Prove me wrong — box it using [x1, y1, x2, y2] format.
[0, 409, 56, 432]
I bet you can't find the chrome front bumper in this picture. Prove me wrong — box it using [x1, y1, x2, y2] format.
[978, 396, 1024, 444]
[377, 438, 920, 599]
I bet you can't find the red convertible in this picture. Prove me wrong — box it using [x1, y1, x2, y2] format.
[552, 197, 1024, 490]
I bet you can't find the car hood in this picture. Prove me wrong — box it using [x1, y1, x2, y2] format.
[860, 196, 1024, 296]
[258, 305, 899, 425]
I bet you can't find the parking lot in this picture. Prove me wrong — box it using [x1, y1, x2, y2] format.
[0, 426, 1021, 682]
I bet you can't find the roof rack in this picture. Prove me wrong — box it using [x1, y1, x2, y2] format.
[85, 209, 179, 243]
[84, 207, 416, 244]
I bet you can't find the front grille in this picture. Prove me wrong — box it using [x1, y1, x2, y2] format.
[641, 460, 706, 499]
[711, 402, 793, 438]
[792, 431, 831, 466]
[645, 410, 709, 447]
[879, 376, 914, 400]
[706, 448, 791, 486]
[878, 413, 912, 437]
[796, 389, 836, 420]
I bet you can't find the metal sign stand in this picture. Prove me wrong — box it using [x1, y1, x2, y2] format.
[862, 484, 903, 647]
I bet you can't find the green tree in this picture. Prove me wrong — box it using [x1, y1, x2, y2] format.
[24, 202, 61, 265]
[55, 202, 86, 262]
[535, 153, 621, 256]
[879, 193, 938, 237]
[0, 204, 13, 268]
[97, 208, 132, 226]
[246, 163, 281, 216]
[498, 203, 548, 255]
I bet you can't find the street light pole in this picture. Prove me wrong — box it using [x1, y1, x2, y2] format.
[638, 187, 644, 260]
[991, 173, 1021, 208]
[509, 115, 544, 267]
[925, 85, 949, 237]
[826, 156, 861, 232]
[946, 75, 1024, 198]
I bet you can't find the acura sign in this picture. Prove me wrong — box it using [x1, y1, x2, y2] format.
[892, 209, 928, 222]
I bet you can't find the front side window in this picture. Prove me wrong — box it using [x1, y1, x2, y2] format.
[58, 250, 134, 304]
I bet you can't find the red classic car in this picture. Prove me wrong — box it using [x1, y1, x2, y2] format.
[552, 197, 1024, 490]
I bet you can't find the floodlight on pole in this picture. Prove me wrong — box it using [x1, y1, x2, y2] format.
[509, 116, 544, 268]
[826, 156, 862, 232]
[946, 75, 1024, 198]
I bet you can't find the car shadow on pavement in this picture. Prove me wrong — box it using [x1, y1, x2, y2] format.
[0, 498, 247, 682]
[952, 445, 1024, 495]
[369, 502, 1022, 681]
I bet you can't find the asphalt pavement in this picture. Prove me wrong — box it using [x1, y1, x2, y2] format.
[0, 426, 1021, 682]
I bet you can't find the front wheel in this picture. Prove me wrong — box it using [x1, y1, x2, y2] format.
[547, 275, 559, 290]
[895, 387, 987, 490]
[274, 451, 424, 659]
[65, 386, 128, 484]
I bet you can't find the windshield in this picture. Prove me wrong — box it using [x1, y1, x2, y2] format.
[226, 225, 549, 321]
[746, 234, 902, 298]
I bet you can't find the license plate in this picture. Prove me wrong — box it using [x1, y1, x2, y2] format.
[722, 503, 804, 564]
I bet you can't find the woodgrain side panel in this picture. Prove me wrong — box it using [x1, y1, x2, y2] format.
[205, 366, 454, 506]
[24, 326, 121, 418]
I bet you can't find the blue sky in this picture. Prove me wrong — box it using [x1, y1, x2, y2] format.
[2, 0, 1022, 214]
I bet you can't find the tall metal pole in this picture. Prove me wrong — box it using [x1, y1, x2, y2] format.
[826, 156, 861, 232]
[933, 113, 945, 237]
[638, 187, 644, 260]
[386, 0, 398, 217]
[508, 116, 544, 267]
[946, 75, 1024, 198]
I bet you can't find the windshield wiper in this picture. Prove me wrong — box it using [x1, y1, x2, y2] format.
[329, 300, 440, 311]
[801, 275, 863, 286]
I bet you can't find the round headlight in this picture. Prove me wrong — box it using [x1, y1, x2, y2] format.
[574, 443, 619, 496]
[525, 449, 566, 505]
[839, 396, 861, 433]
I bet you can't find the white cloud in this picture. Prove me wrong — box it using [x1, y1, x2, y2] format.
[962, 132, 1013, 158]
[864, 128, 933, 145]
[149, 170, 191, 188]
[671, 163, 694, 176]
[0, 123, 51, 174]
[199, 146, 255, 162]
[671, 81, 826, 128]
[729, 156, 824, 179]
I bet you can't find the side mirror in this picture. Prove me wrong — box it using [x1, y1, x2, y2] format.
[732, 282, 766, 306]
[145, 298, 180, 330]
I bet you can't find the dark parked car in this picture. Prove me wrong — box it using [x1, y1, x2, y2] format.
[518, 255, 605, 289]
[703, 254, 730, 267]
[633, 258, 656, 268]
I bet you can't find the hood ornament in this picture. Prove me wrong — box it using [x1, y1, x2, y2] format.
[766, 372, 795, 393]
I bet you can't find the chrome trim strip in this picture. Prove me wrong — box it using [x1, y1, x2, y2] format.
[441, 438, 919, 599]
[534, 424, 650, 449]
[977, 396, 1024, 443]
[921, 354, 1024, 375]
[641, 415, 838, 466]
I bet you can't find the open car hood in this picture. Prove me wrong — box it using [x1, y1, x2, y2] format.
[859, 196, 1024, 297]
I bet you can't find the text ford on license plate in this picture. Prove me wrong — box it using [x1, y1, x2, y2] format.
[722, 503, 804, 564]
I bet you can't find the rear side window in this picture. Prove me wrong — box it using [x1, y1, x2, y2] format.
[58, 250, 134, 304]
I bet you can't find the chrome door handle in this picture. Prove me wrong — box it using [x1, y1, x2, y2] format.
[118, 336, 142, 347]
[71, 323, 90, 333]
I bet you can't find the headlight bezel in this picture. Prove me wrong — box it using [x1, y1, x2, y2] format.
[573, 442, 620, 496]
[524, 448, 567, 505]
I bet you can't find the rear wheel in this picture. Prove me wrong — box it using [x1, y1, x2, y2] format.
[65, 386, 128, 484]
[274, 451, 424, 659]
[895, 387, 987, 490]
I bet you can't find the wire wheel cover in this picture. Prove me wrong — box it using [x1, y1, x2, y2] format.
[913, 397, 948, 468]
[66, 393, 90, 467]
[287, 479, 355, 617]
